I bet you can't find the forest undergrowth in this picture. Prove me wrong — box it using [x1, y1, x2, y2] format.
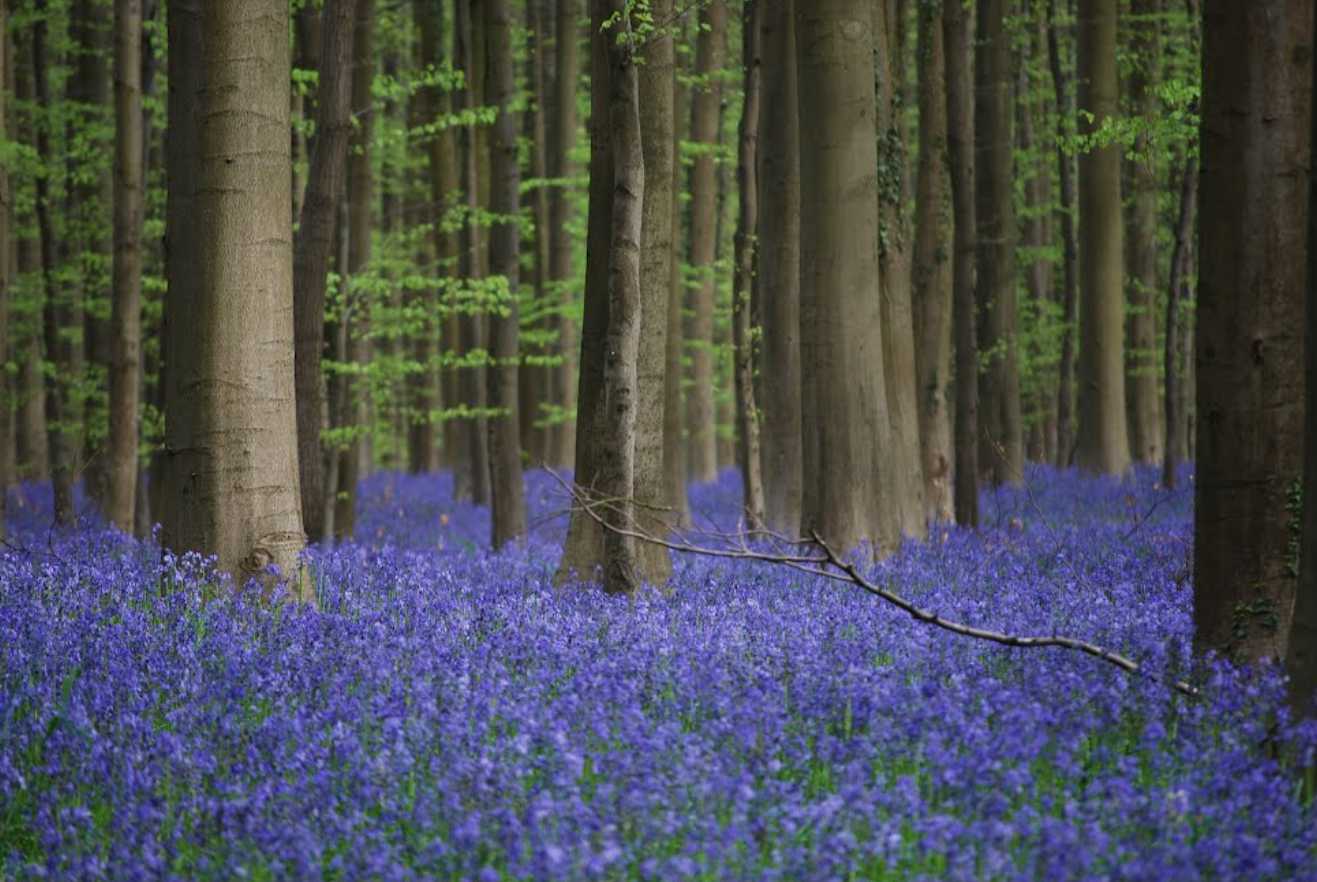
[1, 466, 1315, 881]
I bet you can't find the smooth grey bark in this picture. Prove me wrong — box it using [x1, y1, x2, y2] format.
[1194, 0, 1311, 663]
[1048, 0, 1079, 467]
[485, 0, 528, 548]
[662, 53, 690, 529]
[164, 0, 306, 589]
[1162, 155, 1196, 490]
[945, 0, 977, 527]
[757, 0, 802, 534]
[547, 0, 580, 469]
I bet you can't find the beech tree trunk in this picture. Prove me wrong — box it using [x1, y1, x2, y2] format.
[519, 0, 552, 466]
[164, 0, 306, 589]
[293, 0, 354, 542]
[1125, 0, 1162, 465]
[974, 0, 1023, 486]
[485, 0, 527, 548]
[685, 0, 725, 483]
[635, 0, 675, 583]
[662, 53, 689, 528]
[0, 0, 8, 536]
[913, 0, 953, 523]
[796, 0, 897, 555]
[1195, 0, 1311, 663]
[107, 0, 143, 532]
[1074, 0, 1131, 475]
[30, 5, 74, 526]
[546, 0, 580, 469]
[757, 0, 801, 535]
[732, 0, 764, 530]
[1047, 0, 1079, 467]
[1162, 155, 1196, 489]
[945, 0, 978, 528]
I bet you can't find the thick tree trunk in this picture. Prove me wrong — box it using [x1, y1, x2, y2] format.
[757, 0, 801, 535]
[797, 0, 897, 555]
[1125, 0, 1162, 465]
[876, 0, 926, 538]
[732, 0, 764, 531]
[1047, 0, 1079, 467]
[913, 0, 953, 523]
[293, 0, 354, 541]
[1074, 0, 1131, 475]
[1195, 0, 1311, 663]
[485, 0, 527, 548]
[1162, 155, 1196, 490]
[108, 0, 144, 532]
[30, 6, 74, 526]
[945, 0, 977, 528]
[547, 0, 580, 469]
[974, 0, 1023, 486]
[685, 0, 724, 483]
[164, 0, 306, 589]
[635, 0, 675, 583]
[333, 0, 374, 538]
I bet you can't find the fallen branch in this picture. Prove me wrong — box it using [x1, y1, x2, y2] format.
[548, 469, 1200, 699]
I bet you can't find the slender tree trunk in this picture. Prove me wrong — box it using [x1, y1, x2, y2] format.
[1162, 155, 1196, 489]
[797, 0, 897, 554]
[0, 0, 8, 535]
[485, 0, 527, 548]
[1048, 0, 1078, 467]
[30, 6, 73, 526]
[596, 0, 644, 594]
[757, 0, 801, 534]
[518, 0, 552, 466]
[454, 0, 492, 504]
[945, 0, 978, 528]
[732, 0, 764, 530]
[164, 0, 306, 588]
[685, 0, 725, 483]
[913, 0, 953, 523]
[1074, 0, 1130, 475]
[547, 0, 580, 469]
[332, 0, 374, 538]
[1125, 0, 1162, 465]
[974, 0, 1023, 486]
[292, 3, 321, 219]
[662, 51, 689, 528]
[635, 0, 675, 583]
[293, 0, 354, 541]
[108, 0, 144, 532]
[1195, 0, 1311, 663]
[876, 0, 926, 537]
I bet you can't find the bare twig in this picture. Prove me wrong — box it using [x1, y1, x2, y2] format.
[548, 469, 1201, 699]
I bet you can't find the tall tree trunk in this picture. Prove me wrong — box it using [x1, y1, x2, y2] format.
[1162, 155, 1196, 489]
[454, 0, 492, 504]
[596, 0, 644, 594]
[1195, 0, 1311, 663]
[546, 0, 580, 469]
[293, 0, 354, 541]
[518, 0, 552, 466]
[0, 0, 8, 535]
[662, 49, 689, 528]
[1124, 0, 1162, 465]
[685, 0, 724, 483]
[876, 0, 926, 537]
[757, 0, 801, 534]
[1073, 0, 1130, 475]
[108, 0, 144, 532]
[732, 0, 764, 531]
[333, 0, 374, 537]
[292, 2, 321, 218]
[485, 0, 527, 548]
[797, 0, 897, 555]
[945, 0, 978, 527]
[913, 0, 953, 523]
[635, 0, 675, 583]
[30, 5, 74, 526]
[164, 0, 306, 588]
[974, 0, 1023, 486]
[1047, 0, 1078, 466]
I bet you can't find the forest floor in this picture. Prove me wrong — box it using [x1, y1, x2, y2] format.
[1, 466, 1315, 880]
